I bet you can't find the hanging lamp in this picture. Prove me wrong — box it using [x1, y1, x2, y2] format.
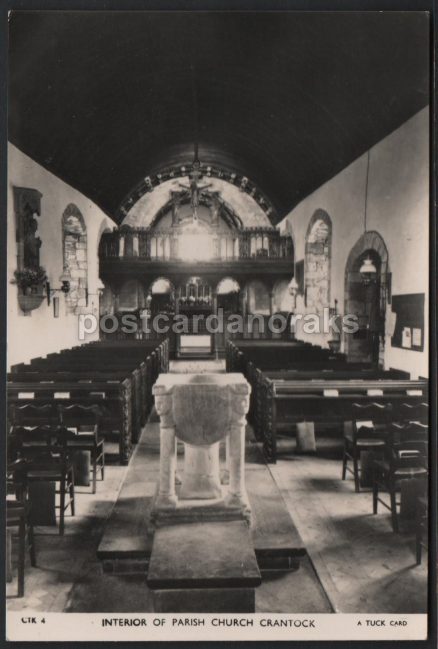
[359, 150, 377, 285]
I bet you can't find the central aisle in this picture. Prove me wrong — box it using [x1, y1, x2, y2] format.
[84, 359, 333, 613]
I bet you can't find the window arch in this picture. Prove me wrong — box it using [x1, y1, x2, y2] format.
[62, 204, 87, 313]
[344, 230, 390, 365]
[305, 210, 332, 313]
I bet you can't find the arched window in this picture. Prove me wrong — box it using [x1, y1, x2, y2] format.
[62, 204, 87, 313]
[305, 210, 332, 313]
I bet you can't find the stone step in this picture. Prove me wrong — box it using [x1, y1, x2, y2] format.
[152, 502, 246, 527]
[98, 418, 306, 567]
[147, 520, 261, 591]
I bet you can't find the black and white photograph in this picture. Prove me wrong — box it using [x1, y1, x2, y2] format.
[4, 6, 435, 642]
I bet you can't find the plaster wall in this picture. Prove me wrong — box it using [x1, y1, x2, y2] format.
[278, 108, 429, 378]
[7, 143, 115, 368]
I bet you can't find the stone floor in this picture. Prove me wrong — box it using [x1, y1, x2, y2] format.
[6, 457, 129, 610]
[6, 359, 428, 613]
[270, 437, 428, 613]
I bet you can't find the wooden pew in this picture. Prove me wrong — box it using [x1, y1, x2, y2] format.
[226, 339, 310, 372]
[13, 356, 149, 439]
[256, 377, 428, 462]
[246, 363, 409, 431]
[8, 368, 145, 446]
[11, 338, 169, 424]
[7, 380, 133, 464]
[23, 359, 146, 425]
[227, 339, 363, 426]
[43, 345, 165, 377]
[226, 339, 344, 373]
[8, 339, 168, 462]
[11, 338, 169, 375]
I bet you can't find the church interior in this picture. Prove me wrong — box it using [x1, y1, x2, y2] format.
[6, 11, 430, 616]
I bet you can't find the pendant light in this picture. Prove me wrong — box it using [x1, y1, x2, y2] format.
[359, 256, 378, 284]
[359, 150, 377, 284]
[190, 63, 201, 227]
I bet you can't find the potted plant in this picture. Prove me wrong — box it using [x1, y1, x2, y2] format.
[11, 266, 47, 313]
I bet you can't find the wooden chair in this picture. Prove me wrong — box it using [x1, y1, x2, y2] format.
[372, 422, 428, 532]
[342, 402, 390, 492]
[58, 404, 104, 494]
[6, 461, 36, 598]
[8, 403, 58, 470]
[10, 403, 75, 535]
[400, 401, 429, 426]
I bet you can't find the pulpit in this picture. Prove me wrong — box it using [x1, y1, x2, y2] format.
[151, 373, 251, 522]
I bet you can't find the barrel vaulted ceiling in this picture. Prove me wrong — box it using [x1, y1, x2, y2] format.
[8, 11, 429, 224]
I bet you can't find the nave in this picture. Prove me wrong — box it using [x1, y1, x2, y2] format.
[6, 10, 431, 630]
[7, 360, 427, 614]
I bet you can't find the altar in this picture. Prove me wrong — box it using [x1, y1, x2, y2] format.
[177, 334, 213, 358]
[176, 282, 215, 358]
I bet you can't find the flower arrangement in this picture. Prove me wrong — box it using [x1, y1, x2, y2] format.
[12, 266, 48, 292]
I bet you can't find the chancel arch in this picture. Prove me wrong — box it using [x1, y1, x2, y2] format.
[119, 166, 276, 226]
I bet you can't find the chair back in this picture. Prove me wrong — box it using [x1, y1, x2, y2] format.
[387, 421, 428, 469]
[390, 420, 429, 443]
[351, 402, 392, 440]
[12, 426, 65, 465]
[400, 401, 429, 426]
[9, 403, 60, 463]
[10, 403, 58, 428]
[58, 403, 100, 440]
